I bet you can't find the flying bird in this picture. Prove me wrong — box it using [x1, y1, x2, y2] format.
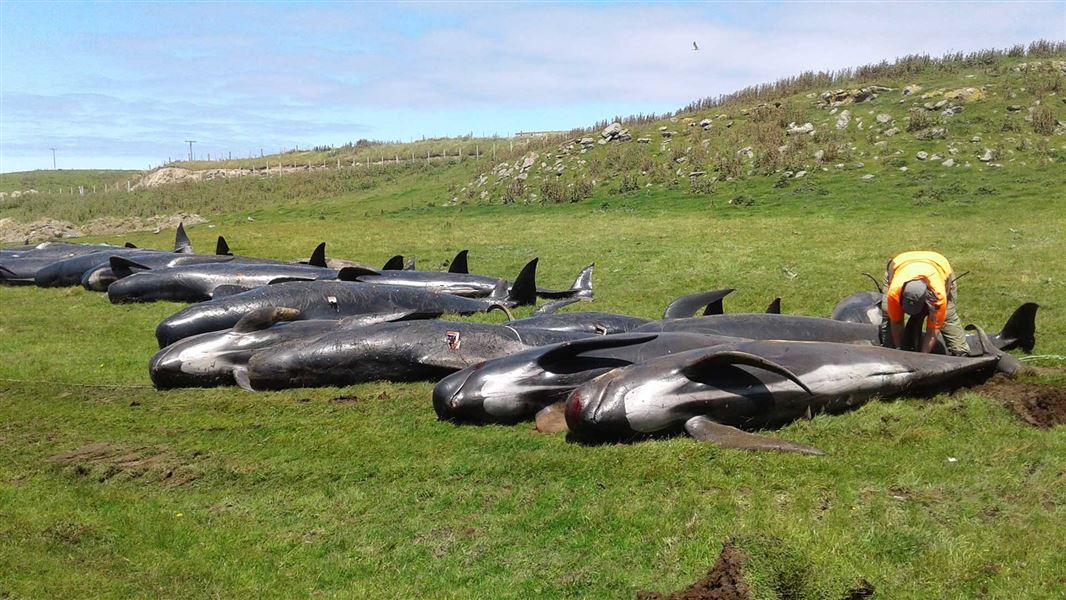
[693, 41, 699, 51]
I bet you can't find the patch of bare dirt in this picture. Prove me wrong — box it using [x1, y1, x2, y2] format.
[0, 217, 80, 243]
[49, 441, 201, 486]
[969, 379, 1066, 429]
[842, 580, 876, 600]
[0, 213, 206, 244]
[638, 539, 752, 600]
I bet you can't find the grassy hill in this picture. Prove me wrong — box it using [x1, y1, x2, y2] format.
[1, 44, 1064, 599]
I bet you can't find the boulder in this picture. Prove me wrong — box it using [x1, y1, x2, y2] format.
[915, 127, 947, 140]
[876, 113, 892, 124]
[636, 138, 651, 144]
[787, 122, 815, 135]
[601, 122, 623, 139]
[978, 149, 995, 162]
[942, 158, 955, 167]
[884, 127, 901, 137]
[946, 87, 985, 102]
[836, 110, 851, 130]
[902, 84, 922, 96]
[916, 151, 929, 160]
[814, 149, 825, 162]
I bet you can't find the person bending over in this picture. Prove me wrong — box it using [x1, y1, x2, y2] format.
[879, 250, 968, 356]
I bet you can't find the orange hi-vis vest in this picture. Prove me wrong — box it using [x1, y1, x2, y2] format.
[886, 251, 953, 330]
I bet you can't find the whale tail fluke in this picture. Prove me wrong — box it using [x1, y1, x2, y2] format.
[174, 223, 193, 254]
[568, 263, 595, 301]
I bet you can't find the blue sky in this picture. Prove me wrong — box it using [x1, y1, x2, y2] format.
[1, 1, 1063, 172]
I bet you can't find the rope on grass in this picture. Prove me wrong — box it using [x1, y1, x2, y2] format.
[0, 377, 155, 390]
[1019, 355, 1066, 362]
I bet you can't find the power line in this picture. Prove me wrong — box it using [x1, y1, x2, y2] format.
[184, 140, 197, 162]
[49, 147, 57, 169]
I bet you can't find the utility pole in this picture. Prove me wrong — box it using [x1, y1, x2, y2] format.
[49, 148, 57, 169]
[185, 140, 196, 162]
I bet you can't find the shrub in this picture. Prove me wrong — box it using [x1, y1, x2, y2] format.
[1032, 104, 1057, 135]
[690, 175, 716, 195]
[617, 172, 640, 194]
[907, 109, 937, 132]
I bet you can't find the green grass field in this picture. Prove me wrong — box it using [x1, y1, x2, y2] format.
[2, 50, 1064, 598]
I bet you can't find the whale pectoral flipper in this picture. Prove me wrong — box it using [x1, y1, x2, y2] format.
[211, 284, 255, 298]
[233, 307, 302, 333]
[679, 350, 813, 395]
[684, 416, 825, 455]
[233, 367, 255, 392]
[534, 402, 569, 433]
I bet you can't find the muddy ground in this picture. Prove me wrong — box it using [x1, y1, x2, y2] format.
[969, 378, 1066, 429]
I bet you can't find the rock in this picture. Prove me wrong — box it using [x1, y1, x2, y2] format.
[836, 110, 851, 130]
[861, 174, 875, 181]
[874, 141, 889, 150]
[915, 127, 947, 140]
[688, 171, 706, 177]
[787, 122, 815, 135]
[814, 149, 825, 162]
[916, 151, 929, 160]
[1007, 104, 1024, 112]
[876, 113, 892, 124]
[737, 146, 754, 159]
[902, 84, 922, 96]
[658, 126, 668, 131]
[971, 135, 982, 143]
[699, 118, 712, 128]
[942, 158, 955, 167]
[636, 138, 651, 144]
[601, 122, 623, 139]
[794, 170, 807, 179]
[946, 87, 985, 102]
[884, 127, 901, 137]
[597, 138, 607, 145]
[941, 106, 961, 117]
[934, 99, 948, 110]
[520, 153, 538, 171]
[930, 154, 942, 161]
[978, 149, 994, 162]
[661, 130, 675, 138]
[579, 137, 595, 146]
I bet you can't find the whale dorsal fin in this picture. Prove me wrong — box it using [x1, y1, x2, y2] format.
[662, 289, 735, 319]
[684, 416, 825, 455]
[307, 243, 327, 268]
[765, 298, 782, 314]
[215, 236, 232, 256]
[124, 242, 138, 248]
[448, 250, 469, 274]
[382, 255, 404, 270]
